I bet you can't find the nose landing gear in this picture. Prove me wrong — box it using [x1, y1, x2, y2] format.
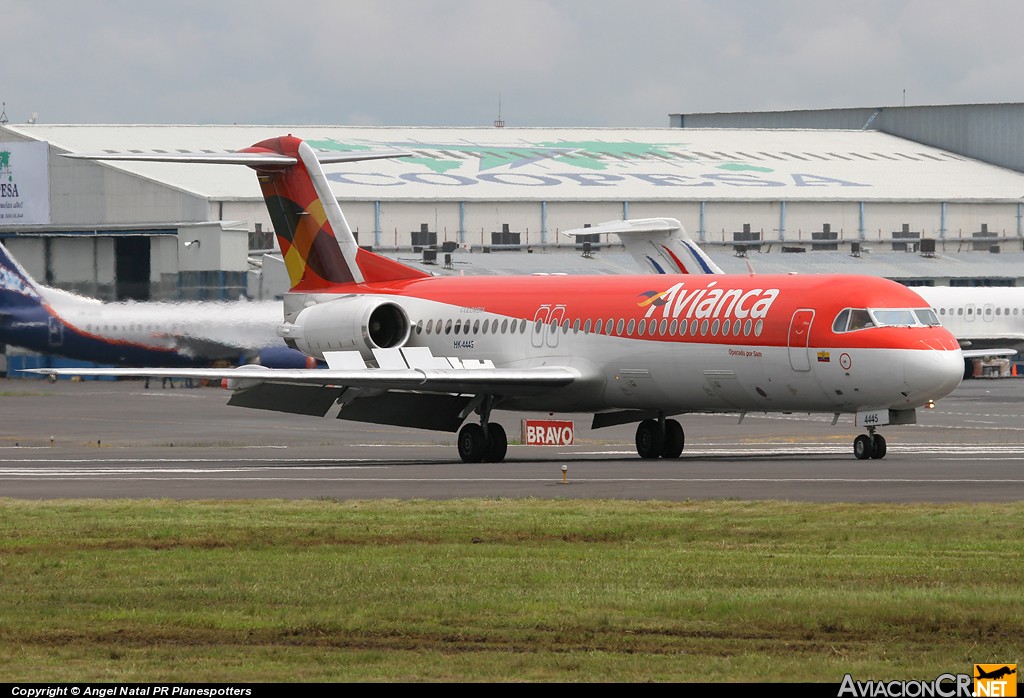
[853, 429, 887, 460]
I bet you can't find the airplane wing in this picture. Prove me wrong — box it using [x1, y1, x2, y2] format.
[25, 345, 583, 433]
[961, 348, 1018, 358]
[25, 363, 578, 395]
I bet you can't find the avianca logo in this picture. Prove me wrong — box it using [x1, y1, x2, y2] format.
[641, 281, 780, 321]
[636, 290, 670, 308]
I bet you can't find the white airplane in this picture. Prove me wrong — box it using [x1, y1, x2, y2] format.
[573, 217, 1022, 375]
[30, 135, 965, 462]
[0, 241, 313, 368]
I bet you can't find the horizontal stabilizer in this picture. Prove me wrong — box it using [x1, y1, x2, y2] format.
[63, 150, 412, 167]
[562, 218, 683, 238]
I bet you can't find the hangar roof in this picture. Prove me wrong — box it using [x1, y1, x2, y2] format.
[5, 124, 1024, 203]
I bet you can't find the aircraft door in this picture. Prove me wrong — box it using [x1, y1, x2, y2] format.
[48, 316, 63, 347]
[531, 306, 550, 348]
[787, 309, 814, 372]
[545, 305, 565, 348]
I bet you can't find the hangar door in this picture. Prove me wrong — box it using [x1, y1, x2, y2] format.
[115, 237, 151, 301]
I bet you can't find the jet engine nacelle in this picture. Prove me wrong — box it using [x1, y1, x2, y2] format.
[280, 296, 412, 361]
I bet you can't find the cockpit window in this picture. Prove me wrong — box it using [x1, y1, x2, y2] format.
[913, 308, 940, 326]
[871, 309, 917, 327]
[848, 309, 875, 331]
[832, 308, 850, 333]
[833, 307, 940, 333]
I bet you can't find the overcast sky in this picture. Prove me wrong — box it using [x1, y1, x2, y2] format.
[5, 0, 1024, 128]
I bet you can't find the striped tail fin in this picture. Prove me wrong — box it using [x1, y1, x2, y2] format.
[240, 135, 429, 290]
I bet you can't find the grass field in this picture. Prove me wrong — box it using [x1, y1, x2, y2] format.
[0, 498, 1021, 682]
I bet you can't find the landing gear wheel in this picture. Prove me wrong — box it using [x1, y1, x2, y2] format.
[458, 423, 487, 463]
[485, 423, 508, 463]
[853, 434, 874, 460]
[635, 419, 665, 460]
[870, 434, 887, 460]
[662, 419, 685, 459]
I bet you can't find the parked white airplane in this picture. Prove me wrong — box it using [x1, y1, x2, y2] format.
[30, 136, 964, 462]
[0, 241, 313, 368]
[570, 218, 1023, 374]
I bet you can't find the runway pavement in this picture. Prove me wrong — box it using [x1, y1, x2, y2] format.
[1, 376, 1023, 502]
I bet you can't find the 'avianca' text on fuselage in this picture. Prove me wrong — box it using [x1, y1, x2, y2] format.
[639, 281, 779, 322]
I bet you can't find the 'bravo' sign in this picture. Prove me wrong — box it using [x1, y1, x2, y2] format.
[522, 419, 574, 446]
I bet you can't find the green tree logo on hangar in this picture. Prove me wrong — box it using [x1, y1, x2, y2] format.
[306, 138, 776, 175]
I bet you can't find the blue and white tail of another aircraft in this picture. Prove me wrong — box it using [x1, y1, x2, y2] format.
[0, 241, 313, 369]
[562, 217, 724, 275]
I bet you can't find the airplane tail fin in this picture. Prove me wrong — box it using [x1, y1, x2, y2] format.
[563, 218, 724, 275]
[63, 135, 429, 292]
[239, 136, 429, 290]
[0, 241, 49, 313]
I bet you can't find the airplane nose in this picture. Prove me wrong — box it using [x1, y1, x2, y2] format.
[903, 346, 963, 401]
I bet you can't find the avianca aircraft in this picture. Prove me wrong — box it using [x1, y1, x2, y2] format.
[583, 217, 1023, 373]
[31, 135, 964, 462]
[0, 242, 312, 368]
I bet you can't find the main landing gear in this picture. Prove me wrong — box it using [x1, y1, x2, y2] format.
[853, 428, 887, 460]
[457, 396, 507, 463]
[635, 414, 685, 460]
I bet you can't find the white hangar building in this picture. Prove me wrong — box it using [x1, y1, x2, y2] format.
[2, 110, 1024, 301]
